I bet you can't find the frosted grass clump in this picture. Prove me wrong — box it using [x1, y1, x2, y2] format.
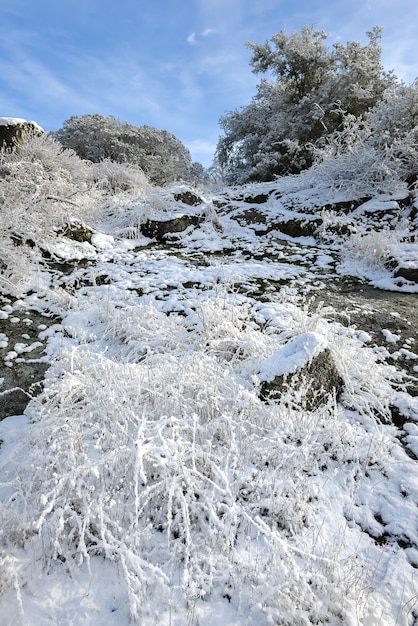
[344, 220, 411, 271]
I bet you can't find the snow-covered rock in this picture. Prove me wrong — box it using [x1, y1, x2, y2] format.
[0, 117, 44, 149]
[257, 332, 343, 409]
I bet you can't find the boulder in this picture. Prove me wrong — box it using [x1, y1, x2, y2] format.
[386, 243, 418, 284]
[173, 190, 204, 206]
[140, 214, 203, 241]
[0, 117, 44, 149]
[60, 222, 94, 244]
[394, 266, 418, 283]
[257, 332, 344, 410]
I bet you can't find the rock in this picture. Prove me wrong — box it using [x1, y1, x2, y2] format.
[394, 266, 418, 283]
[0, 308, 53, 421]
[273, 217, 319, 238]
[0, 363, 48, 421]
[386, 243, 418, 283]
[257, 333, 343, 410]
[0, 117, 44, 150]
[320, 198, 371, 214]
[140, 214, 203, 241]
[173, 190, 203, 206]
[242, 193, 270, 204]
[230, 207, 319, 238]
[60, 223, 93, 243]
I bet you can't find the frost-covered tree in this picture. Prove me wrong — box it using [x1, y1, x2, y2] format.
[54, 114, 197, 185]
[217, 26, 397, 183]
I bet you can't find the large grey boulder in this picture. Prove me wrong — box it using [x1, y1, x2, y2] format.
[173, 189, 204, 206]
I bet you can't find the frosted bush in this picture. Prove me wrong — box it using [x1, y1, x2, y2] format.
[0, 132, 95, 233]
[91, 159, 151, 193]
[0, 238, 40, 296]
[13, 130, 91, 183]
[312, 83, 418, 193]
[0, 347, 357, 621]
[344, 219, 411, 270]
[312, 130, 405, 195]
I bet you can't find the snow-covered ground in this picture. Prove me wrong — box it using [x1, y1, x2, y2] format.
[0, 174, 417, 625]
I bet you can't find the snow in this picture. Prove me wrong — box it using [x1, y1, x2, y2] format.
[0, 116, 31, 125]
[257, 331, 328, 380]
[382, 329, 400, 343]
[91, 232, 115, 250]
[0, 170, 417, 625]
[0, 117, 44, 132]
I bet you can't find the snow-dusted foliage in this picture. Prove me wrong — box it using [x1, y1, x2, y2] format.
[1, 289, 414, 624]
[217, 26, 396, 183]
[54, 114, 201, 186]
[0, 132, 158, 295]
[343, 220, 411, 270]
[0, 28, 417, 624]
[312, 81, 418, 193]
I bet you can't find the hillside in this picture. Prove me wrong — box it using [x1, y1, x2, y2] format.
[0, 151, 418, 624]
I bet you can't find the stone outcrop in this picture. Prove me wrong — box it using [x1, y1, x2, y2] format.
[59, 222, 94, 244]
[0, 117, 44, 150]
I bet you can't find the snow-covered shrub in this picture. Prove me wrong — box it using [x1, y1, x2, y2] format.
[310, 111, 397, 194]
[91, 159, 150, 193]
[0, 131, 94, 229]
[0, 289, 407, 622]
[0, 133, 97, 294]
[312, 82, 418, 193]
[217, 26, 395, 183]
[343, 219, 411, 270]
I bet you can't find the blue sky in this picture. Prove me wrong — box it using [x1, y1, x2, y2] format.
[1, 0, 417, 167]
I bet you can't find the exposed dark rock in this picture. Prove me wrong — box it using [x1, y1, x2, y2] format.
[319, 221, 354, 237]
[385, 244, 418, 283]
[394, 266, 418, 283]
[0, 308, 55, 421]
[140, 214, 203, 241]
[0, 117, 43, 150]
[0, 364, 48, 421]
[212, 198, 229, 210]
[173, 190, 203, 206]
[273, 218, 319, 238]
[242, 193, 270, 204]
[229, 207, 319, 237]
[320, 198, 371, 214]
[259, 347, 344, 410]
[59, 223, 94, 243]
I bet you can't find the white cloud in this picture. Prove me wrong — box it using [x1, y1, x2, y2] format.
[187, 32, 197, 45]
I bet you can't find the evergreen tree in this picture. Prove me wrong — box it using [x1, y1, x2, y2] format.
[217, 26, 397, 183]
[54, 114, 196, 185]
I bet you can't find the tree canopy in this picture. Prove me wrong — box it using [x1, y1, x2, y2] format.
[54, 114, 199, 186]
[216, 26, 397, 183]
